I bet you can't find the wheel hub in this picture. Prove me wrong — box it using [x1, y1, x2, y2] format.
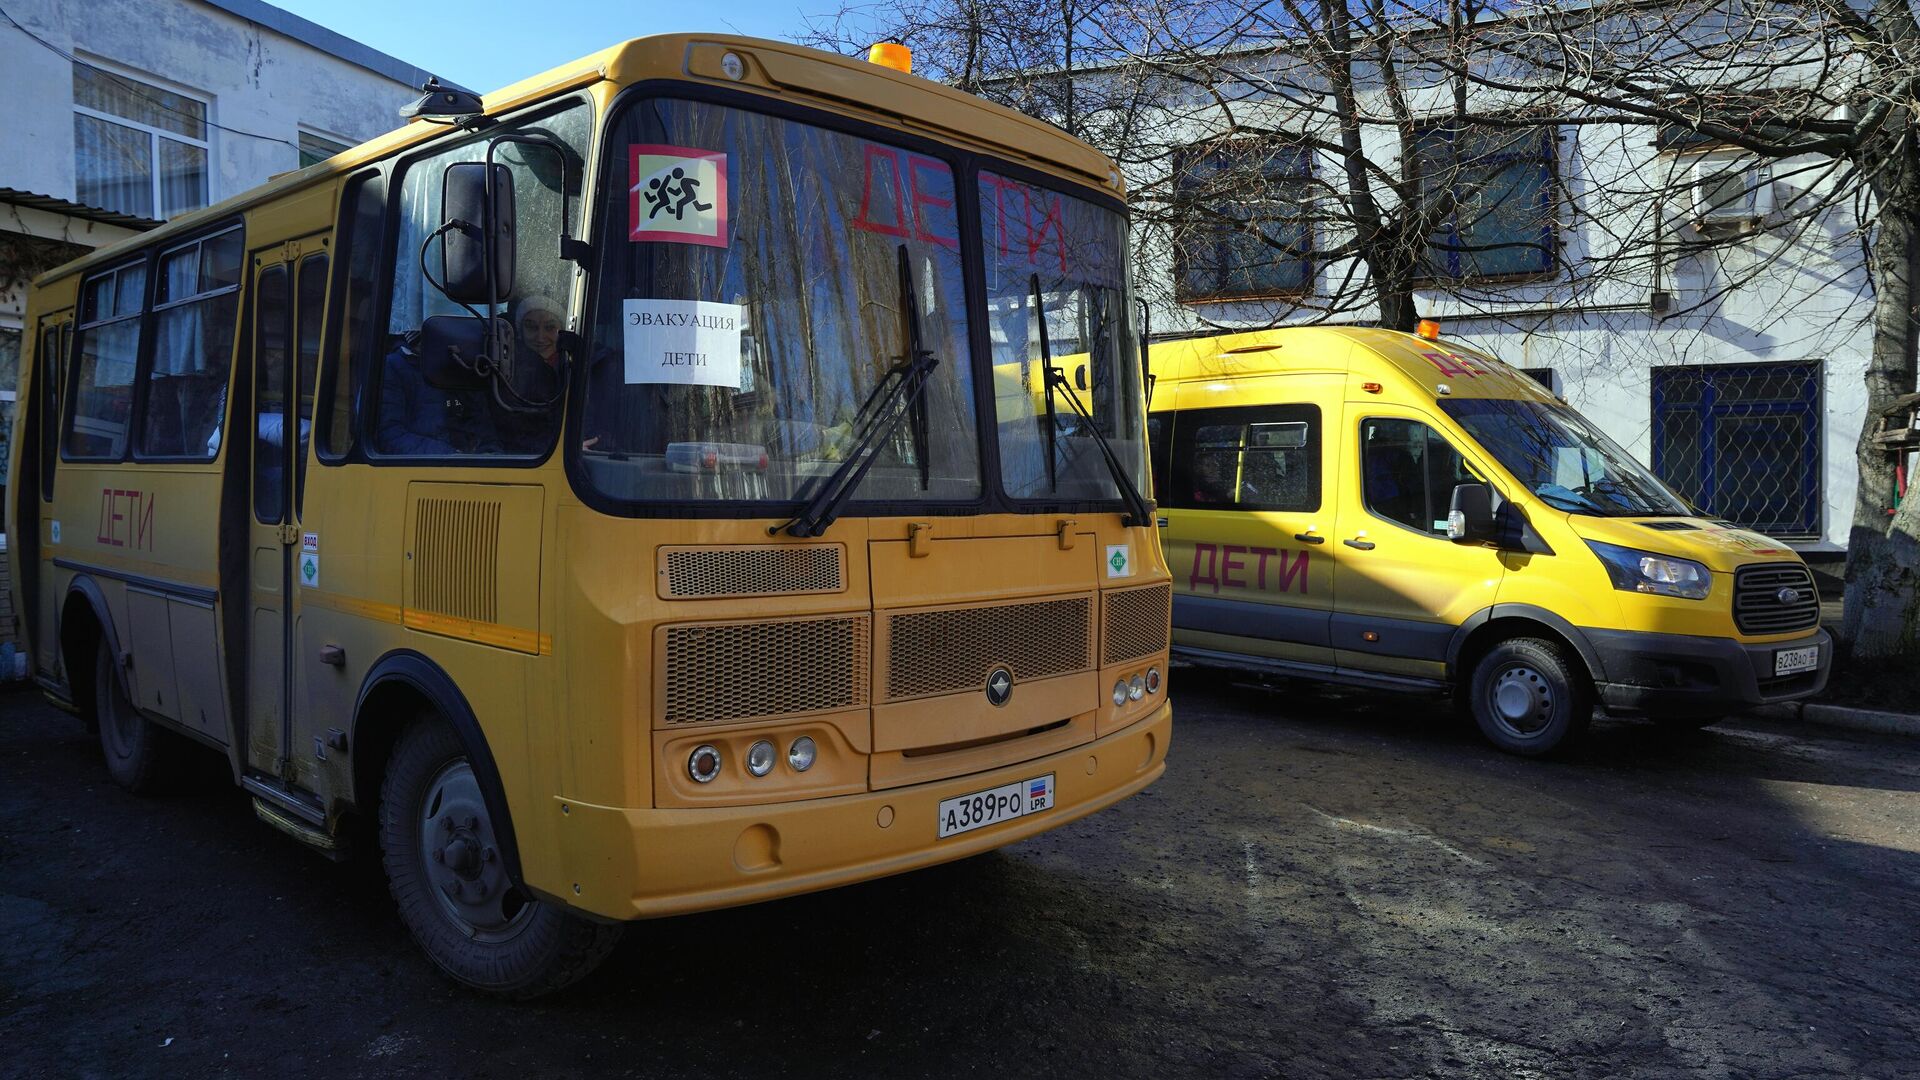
[418, 761, 530, 940]
[1490, 665, 1553, 736]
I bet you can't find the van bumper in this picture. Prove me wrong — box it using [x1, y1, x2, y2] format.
[1586, 626, 1831, 718]
[549, 703, 1171, 921]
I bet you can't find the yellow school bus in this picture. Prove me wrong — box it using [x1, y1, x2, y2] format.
[5, 36, 1171, 996]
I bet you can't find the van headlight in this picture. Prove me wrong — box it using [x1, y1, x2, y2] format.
[1587, 541, 1712, 600]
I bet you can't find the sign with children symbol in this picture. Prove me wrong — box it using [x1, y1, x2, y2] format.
[629, 145, 728, 247]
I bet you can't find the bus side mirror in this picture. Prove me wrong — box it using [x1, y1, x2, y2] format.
[441, 162, 515, 304]
[1448, 483, 1495, 544]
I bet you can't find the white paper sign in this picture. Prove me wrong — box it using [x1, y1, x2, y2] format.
[623, 299, 744, 388]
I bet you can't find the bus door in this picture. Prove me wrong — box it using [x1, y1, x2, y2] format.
[244, 242, 327, 794]
[24, 312, 72, 678]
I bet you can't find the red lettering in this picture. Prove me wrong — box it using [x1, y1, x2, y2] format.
[1421, 349, 1486, 379]
[907, 154, 958, 249]
[1250, 547, 1276, 589]
[96, 487, 116, 546]
[1188, 543, 1220, 594]
[1273, 549, 1311, 595]
[1220, 545, 1248, 589]
[1027, 190, 1068, 274]
[132, 491, 155, 551]
[853, 145, 912, 239]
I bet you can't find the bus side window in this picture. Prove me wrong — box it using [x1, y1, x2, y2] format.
[137, 226, 243, 459]
[37, 322, 64, 496]
[254, 266, 290, 523]
[67, 261, 148, 461]
[319, 172, 385, 460]
[295, 253, 325, 512]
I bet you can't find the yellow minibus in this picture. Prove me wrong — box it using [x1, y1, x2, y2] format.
[5, 36, 1171, 996]
[1148, 324, 1829, 755]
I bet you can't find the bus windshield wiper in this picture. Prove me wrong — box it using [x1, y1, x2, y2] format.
[1030, 273, 1154, 528]
[777, 246, 938, 538]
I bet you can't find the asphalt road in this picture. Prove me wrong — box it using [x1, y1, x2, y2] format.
[5, 673, 1919, 1079]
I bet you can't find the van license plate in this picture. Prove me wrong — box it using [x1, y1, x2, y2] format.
[1774, 646, 1819, 676]
[937, 774, 1054, 839]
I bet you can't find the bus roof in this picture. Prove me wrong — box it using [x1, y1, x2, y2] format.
[34, 34, 1124, 290]
[1148, 325, 1561, 404]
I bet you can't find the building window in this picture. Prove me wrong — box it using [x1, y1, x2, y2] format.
[1521, 367, 1554, 391]
[73, 63, 209, 220]
[1173, 140, 1314, 301]
[298, 130, 350, 169]
[1651, 361, 1822, 539]
[1413, 123, 1556, 280]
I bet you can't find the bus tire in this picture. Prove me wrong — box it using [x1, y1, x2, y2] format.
[94, 638, 187, 793]
[378, 719, 622, 999]
[1468, 637, 1592, 757]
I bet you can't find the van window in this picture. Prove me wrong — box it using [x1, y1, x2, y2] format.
[1168, 404, 1320, 512]
[1361, 417, 1477, 536]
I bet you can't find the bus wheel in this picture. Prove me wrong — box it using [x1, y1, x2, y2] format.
[378, 720, 623, 999]
[1468, 637, 1592, 757]
[93, 638, 185, 793]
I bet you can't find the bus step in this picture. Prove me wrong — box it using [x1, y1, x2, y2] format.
[253, 799, 349, 862]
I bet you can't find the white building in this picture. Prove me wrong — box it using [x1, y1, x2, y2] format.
[0, 0, 446, 656]
[1107, 48, 1869, 565]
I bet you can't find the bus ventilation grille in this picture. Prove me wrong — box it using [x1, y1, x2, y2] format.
[883, 596, 1091, 701]
[659, 544, 845, 599]
[663, 615, 871, 724]
[412, 497, 501, 623]
[1103, 583, 1172, 665]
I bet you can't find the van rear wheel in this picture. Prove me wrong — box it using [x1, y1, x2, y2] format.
[379, 719, 623, 999]
[1468, 637, 1592, 757]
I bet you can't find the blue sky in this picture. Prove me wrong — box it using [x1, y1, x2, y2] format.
[273, 0, 827, 94]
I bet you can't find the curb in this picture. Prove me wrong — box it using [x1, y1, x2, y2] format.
[1745, 700, 1920, 738]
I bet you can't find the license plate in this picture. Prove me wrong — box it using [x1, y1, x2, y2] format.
[937, 774, 1054, 839]
[1774, 646, 1819, 676]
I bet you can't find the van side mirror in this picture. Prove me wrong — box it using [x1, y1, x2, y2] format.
[441, 161, 515, 304]
[1448, 483, 1495, 544]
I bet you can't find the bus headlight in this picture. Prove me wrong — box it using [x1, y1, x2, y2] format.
[746, 740, 776, 777]
[688, 744, 722, 783]
[1587, 541, 1712, 600]
[1128, 674, 1146, 701]
[1112, 680, 1129, 707]
[787, 736, 817, 772]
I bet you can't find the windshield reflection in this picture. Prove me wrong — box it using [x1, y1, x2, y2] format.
[1439, 397, 1691, 517]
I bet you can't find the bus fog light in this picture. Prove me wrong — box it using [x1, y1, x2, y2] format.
[1128, 674, 1146, 701]
[746, 740, 776, 777]
[1146, 667, 1161, 694]
[787, 736, 817, 772]
[688, 745, 722, 784]
[1112, 680, 1129, 707]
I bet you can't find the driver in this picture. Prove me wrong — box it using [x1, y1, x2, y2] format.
[375, 333, 502, 455]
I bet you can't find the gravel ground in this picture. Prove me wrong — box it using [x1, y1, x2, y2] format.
[4, 673, 1919, 1079]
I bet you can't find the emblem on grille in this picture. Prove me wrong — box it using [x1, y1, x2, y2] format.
[1776, 587, 1803, 605]
[985, 667, 1014, 707]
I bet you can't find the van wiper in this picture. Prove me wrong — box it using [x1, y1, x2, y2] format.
[777, 246, 938, 538]
[1030, 273, 1154, 528]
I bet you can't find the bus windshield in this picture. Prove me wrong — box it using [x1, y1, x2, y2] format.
[1439, 397, 1692, 517]
[575, 97, 1147, 510]
[578, 97, 980, 505]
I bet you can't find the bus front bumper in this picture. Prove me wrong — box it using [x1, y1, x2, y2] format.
[551, 703, 1172, 921]
[1588, 626, 1831, 718]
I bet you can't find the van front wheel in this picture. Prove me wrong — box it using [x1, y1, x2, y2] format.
[1468, 637, 1592, 757]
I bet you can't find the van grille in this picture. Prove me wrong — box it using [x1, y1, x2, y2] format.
[412, 497, 500, 623]
[1733, 564, 1821, 635]
[884, 596, 1092, 700]
[659, 544, 844, 599]
[1103, 584, 1171, 665]
[662, 615, 870, 724]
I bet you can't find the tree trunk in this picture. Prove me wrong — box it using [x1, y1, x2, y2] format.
[1378, 286, 1418, 332]
[1841, 190, 1920, 660]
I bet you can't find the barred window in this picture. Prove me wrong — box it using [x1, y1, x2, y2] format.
[1414, 123, 1557, 280]
[1173, 140, 1314, 301]
[1651, 362, 1822, 539]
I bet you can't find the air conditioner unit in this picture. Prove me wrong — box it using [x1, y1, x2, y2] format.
[1690, 154, 1772, 226]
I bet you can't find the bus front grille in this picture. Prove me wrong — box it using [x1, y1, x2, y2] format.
[658, 544, 845, 599]
[1733, 564, 1821, 636]
[1103, 584, 1172, 665]
[661, 614, 871, 725]
[882, 596, 1092, 701]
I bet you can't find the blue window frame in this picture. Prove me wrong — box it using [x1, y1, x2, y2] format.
[1173, 141, 1314, 300]
[1650, 361, 1822, 539]
[1414, 123, 1557, 280]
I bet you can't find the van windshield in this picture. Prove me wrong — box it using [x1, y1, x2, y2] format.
[1438, 397, 1691, 517]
